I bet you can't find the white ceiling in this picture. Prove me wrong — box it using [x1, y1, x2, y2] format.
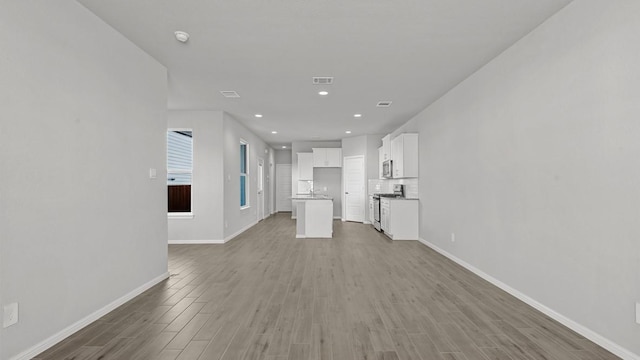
[77, 0, 571, 148]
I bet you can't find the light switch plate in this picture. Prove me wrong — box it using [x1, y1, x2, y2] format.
[3, 303, 18, 328]
[149, 168, 157, 179]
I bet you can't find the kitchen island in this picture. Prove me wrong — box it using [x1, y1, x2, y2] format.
[291, 195, 333, 238]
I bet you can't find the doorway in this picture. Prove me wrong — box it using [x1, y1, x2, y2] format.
[257, 158, 265, 221]
[343, 156, 365, 222]
[276, 164, 292, 212]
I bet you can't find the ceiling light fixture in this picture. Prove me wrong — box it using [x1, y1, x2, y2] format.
[354, 114, 362, 118]
[271, 131, 278, 134]
[318, 91, 329, 96]
[282, 146, 287, 149]
[255, 114, 263, 118]
[345, 130, 352, 134]
[174, 31, 190, 43]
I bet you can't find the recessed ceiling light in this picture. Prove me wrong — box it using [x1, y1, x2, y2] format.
[174, 31, 190, 43]
[354, 114, 362, 118]
[376, 101, 392, 107]
[255, 114, 263, 118]
[282, 146, 287, 149]
[271, 131, 278, 134]
[345, 130, 352, 134]
[318, 91, 329, 96]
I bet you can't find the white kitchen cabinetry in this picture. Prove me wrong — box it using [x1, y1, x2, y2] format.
[378, 147, 384, 179]
[381, 134, 391, 162]
[380, 198, 390, 232]
[298, 152, 314, 180]
[368, 196, 374, 224]
[391, 133, 418, 178]
[313, 148, 342, 167]
[380, 198, 418, 240]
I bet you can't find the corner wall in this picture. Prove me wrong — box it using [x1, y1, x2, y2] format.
[223, 113, 274, 239]
[408, 1, 640, 357]
[0, 1, 168, 359]
[167, 111, 225, 242]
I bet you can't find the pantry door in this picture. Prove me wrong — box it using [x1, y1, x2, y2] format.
[343, 156, 365, 222]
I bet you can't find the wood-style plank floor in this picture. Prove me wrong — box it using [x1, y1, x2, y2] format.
[35, 213, 619, 360]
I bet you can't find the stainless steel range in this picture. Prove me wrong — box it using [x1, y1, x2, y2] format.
[372, 184, 404, 231]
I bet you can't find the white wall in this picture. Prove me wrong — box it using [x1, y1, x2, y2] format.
[342, 135, 383, 221]
[406, 1, 640, 357]
[167, 111, 225, 242]
[223, 113, 274, 239]
[274, 149, 292, 164]
[0, 1, 168, 359]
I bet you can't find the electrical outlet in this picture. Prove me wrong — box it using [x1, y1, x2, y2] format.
[225, 221, 228, 229]
[636, 302, 640, 325]
[3, 303, 18, 328]
[451, 233, 455, 242]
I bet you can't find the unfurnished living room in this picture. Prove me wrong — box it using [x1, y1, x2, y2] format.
[1, 1, 639, 360]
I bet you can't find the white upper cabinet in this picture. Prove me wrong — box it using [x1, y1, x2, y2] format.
[378, 146, 384, 179]
[391, 133, 418, 178]
[313, 148, 342, 167]
[381, 134, 392, 161]
[298, 152, 314, 180]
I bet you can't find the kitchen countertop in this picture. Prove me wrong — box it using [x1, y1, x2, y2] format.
[290, 194, 334, 200]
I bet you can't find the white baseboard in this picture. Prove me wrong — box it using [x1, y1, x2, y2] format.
[168, 239, 224, 244]
[168, 221, 259, 245]
[416, 238, 639, 360]
[363, 221, 372, 224]
[10, 271, 170, 360]
[224, 220, 258, 243]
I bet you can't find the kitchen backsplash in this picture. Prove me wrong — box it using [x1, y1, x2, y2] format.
[368, 178, 418, 199]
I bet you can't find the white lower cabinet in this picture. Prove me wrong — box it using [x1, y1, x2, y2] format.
[380, 198, 418, 240]
[368, 196, 374, 224]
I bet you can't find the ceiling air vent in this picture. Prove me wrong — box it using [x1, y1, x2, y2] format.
[376, 101, 392, 107]
[220, 91, 240, 98]
[312, 77, 334, 85]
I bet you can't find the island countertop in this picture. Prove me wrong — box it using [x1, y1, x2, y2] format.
[290, 194, 334, 200]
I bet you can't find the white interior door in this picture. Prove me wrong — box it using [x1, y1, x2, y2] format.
[343, 156, 365, 222]
[257, 158, 265, 221]
[276, 164, 292, 212]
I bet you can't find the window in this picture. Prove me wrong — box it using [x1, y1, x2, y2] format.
[167, 130, 193, 213]
[240, 140, 249, 208]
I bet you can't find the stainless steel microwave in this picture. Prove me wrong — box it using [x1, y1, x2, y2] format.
[382, 159, 393, 178]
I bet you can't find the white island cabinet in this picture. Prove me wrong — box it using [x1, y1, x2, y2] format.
[291, 195, 333, 238]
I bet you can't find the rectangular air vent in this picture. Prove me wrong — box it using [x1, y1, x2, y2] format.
[376, 101, 392, 107]
[312, 77, 333, 85]
[220, 91, 240, 98]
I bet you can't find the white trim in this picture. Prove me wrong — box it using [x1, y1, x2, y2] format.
[416, 238, 640, 360]
[333, 216, 341, 219]
[168, 212, 194, 219]
[296, 235, 306, 238]
[10, 272, 170, 360]
[168, 239, 224, 244]
[363, 220, 371, 225]
[224, 220, 258, 243]
[168, 221, 259, 245]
